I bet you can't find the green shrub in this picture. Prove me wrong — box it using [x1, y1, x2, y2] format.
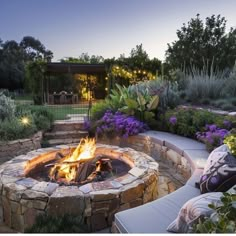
[224, 78, 236, 97]
[25, 214, 88, 233]
[211, 99, 226, 108]
[90, 100, 111, 121]
[193, 193, 236, 233]
[0, 116, 37, 141]
[0, 92, 16, 120]
[200, 98, 211, 105]
[224, 66, 236, 97]
[15, 105, 54, 131]
[231, 97, 236, 106]
[0, 89, 11, 97]
[29, 106, 54, 124]
[33, 114, 51, 131]
[0, 105, 54, 141]
[221, 103, 235, 111]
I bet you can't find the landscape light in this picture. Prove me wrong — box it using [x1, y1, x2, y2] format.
[21, 117, 29, 125]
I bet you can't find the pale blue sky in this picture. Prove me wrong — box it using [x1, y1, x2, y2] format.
[1, 0, 236, 61]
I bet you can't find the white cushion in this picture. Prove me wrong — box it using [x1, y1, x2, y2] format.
[167, 192, 223, 233]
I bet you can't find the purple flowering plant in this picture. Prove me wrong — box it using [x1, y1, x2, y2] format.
[196, 123, 230, 152]
[95, 110, 149, 138]
[169, 116, 177, 125]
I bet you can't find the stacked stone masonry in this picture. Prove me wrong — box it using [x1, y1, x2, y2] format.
[99, 133, 194, 196]
[0, 132, 42, 159]
[0, 144, 158, 232]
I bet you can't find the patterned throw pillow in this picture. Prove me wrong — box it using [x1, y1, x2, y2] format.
[199, 144, 236, 194]
[166, 192, 223, 233]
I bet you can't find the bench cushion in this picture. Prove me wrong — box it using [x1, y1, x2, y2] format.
[167, 192, 223, 233]
[115, 184, 201, 233]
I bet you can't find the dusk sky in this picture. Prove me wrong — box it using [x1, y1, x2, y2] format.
[1, 0, 236, 62]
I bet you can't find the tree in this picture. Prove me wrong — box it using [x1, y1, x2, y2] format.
[107, 44, 162, 86]
[25, 60, 46, 104]
[0, 36, 53, 91]
[166, 14, 236, 72]
[0, 40, 25, 89]
[20, 36, 53, 62]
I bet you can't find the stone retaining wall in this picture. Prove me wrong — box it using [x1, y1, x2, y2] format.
[0, 132, 42, 159]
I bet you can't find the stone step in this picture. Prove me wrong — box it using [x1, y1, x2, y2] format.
[51, 120, 85, 132]
[44, 130, 88, 140]
[47, 138, 83, 146]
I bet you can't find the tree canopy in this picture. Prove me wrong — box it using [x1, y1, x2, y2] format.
[165, 14, 236, 72]
[0, 36, 53, 90]
[106, 44, 162, 85]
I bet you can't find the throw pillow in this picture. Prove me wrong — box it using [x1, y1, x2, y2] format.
[199, 144, 236, 194]
[166, 192, 223, 233]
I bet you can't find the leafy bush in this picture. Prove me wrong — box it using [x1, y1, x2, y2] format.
[0, 103, 54, 141]
[231, 97, 236, 106]
[92, 110, 149, 138]
[211, 99, 228, 108]
[163, 108, 220, 137]
[224, 78, 236, 97]
[25, 214, 88, 233]
[0, 116, 37, 141]
[200, 98, 211, 105]
[221, 103, 235, 111]
[29, 106, 54, 124]
[224, 65, 236, 97]
[0, 92, 16, 120]
[193, 193, 236, 233]
[0, 89, 11, 97]
[33, 114, 51, 131]
[90, 100, 112, 121]
[16, 105, 54, 131]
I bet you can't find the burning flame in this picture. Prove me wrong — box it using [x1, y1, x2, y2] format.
[49, 138, 96, 182]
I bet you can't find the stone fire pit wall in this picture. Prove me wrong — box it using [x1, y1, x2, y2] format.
[0, 144, 158, 232]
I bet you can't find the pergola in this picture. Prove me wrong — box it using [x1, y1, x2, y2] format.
[44, 63, 108, 104]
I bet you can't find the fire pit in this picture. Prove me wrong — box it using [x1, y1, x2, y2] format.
[0, 140, 159, 232]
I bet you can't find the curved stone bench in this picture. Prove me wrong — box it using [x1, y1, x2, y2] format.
[103, 131, 210, 233]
